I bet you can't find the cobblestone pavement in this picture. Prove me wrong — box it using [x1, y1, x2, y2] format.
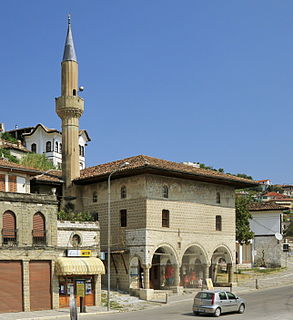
[1, 255, 292, 320]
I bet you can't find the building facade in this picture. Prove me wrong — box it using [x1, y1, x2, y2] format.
[71, 155, 256, 298]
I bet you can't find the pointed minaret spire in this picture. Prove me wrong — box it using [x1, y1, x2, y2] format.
[56, 15, 84, 199]
[62, 14, 77, 62]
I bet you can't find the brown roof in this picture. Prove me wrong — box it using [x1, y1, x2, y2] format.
[76, 155, 258, 188]
[0, 140, 29, 153]
[32, 170, 63, 184]
[249, 202, 285, 211]
[0, 158, 41, 175]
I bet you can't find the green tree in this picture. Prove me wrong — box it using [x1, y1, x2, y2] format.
[235, 196, 254, 244]
[0, 132, 18, 144]
[0, 148, 19, 163]
[20, 153, 56, 170]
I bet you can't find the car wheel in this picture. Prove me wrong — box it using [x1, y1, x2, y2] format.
[214, 307, 221, 317]
[238, 304, 245, 314]
[193, 311, 199, 316]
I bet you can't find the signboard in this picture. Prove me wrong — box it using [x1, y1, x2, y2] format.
[76, 280, 85, 297]
[206, 278, 214, 290]
[67, 250, 92, 257]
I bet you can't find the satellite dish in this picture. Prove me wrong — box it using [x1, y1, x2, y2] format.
[275, 233, 283, 241]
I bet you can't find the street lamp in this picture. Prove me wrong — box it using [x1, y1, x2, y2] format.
[107, 161, 129, 311]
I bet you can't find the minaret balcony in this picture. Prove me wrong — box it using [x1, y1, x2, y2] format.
[55, 96, 84, 119]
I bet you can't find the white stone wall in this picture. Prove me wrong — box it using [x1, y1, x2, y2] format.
[57, 221, 100, 250]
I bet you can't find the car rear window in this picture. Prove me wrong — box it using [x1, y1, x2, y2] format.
[195, 292, 214, 300]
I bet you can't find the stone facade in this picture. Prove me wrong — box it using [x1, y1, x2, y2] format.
[75, 173, 237, 293]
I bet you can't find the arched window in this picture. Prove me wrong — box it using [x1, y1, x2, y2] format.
[92, 191, 98, 203]
[72, 234, 81, 247]
[2, 210, 17, 245]
[55, 142, 58, 153]
[121, 186, 127, 199]
[46, 141, 51, 152]
[216, 192, 221, 204]
[73, 89, 77, 96]
[163, 185, 169, 198]
[59, 143, 62, 153]
[81, 146, 85, 157]
[31, 143, 37, 153]
[33, 212, 46, 245]
[79, 145, 82, 156]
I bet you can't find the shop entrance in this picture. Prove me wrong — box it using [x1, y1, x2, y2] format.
[59, 276, 95, 308]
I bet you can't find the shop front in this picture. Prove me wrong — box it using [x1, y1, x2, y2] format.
[55, 256, 105, 308]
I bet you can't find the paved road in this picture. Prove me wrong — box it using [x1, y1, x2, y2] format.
[81, 285, 293, 320]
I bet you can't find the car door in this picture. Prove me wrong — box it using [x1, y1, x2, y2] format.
[218, 292, 230, 313]
[226, 292, 238, 312]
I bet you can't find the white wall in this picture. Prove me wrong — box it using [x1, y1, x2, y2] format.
[250, 212, 281, 235]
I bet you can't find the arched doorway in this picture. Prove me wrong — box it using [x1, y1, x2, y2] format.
[150, 246, 178, 290]
[181, 245, 207, 288]
[210, 246, 233, 285]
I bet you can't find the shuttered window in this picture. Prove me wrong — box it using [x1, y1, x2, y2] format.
[33, 212, 46, 245]
[8, 175, 16, 192]
[0, 174, 5, 191]
[2, 211, 17, 244]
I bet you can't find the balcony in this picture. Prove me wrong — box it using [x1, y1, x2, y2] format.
[2, 229, 18, 246]
[32, 230, 47, 246]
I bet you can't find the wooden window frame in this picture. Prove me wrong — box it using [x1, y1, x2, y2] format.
[120, 209, 127, 227]
[162, 210, 170, 228]
[163, 185, 169, 198]
[216, 215, 222, 231]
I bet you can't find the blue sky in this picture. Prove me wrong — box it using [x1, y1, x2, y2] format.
[0, 1, 292, 184]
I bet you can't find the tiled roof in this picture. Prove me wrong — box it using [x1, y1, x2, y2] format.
[0, 158, 40, 174]
[249, 202, 285, 211]
[76, 155, 258, 187]
[0, 140, 29, 152]
[32, 170, 63, 184]
[263, 192, 286, 198]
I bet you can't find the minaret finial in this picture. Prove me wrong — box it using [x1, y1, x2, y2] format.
[62, 14, 77, 62]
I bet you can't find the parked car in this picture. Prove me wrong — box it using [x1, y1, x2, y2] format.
[192, 290, 245, 317]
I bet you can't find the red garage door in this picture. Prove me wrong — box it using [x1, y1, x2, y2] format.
[29, 261, 52, 311]
[0, 261, 23, 313]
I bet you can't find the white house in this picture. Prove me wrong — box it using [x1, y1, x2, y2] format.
[6, 124, 90, 169]
[249, 202, 285, 267]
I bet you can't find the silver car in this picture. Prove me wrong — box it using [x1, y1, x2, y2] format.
[192, 290, 246, 317]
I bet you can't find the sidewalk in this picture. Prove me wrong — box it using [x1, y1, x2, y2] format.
[1, 256, 293, 320]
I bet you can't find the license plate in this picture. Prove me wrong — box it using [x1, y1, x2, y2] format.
[199, 308, 205, 312]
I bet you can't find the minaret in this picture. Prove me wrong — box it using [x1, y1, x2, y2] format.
[56, 15, 84, 197]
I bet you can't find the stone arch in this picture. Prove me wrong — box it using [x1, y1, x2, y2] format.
[149, 243, 179, 290]
[210, 245, 234, 285]
[180, 244, 208, 288]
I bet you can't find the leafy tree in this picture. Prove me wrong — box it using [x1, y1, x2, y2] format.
[267, 185, 284, 194]
[0, 132, 18, 144]
[235, 196, 254, 244]
[236, 173, 253, 180]
[0, 148, 19, 163]
[57, 210, 95, 222]
[20, 153, 56, 170]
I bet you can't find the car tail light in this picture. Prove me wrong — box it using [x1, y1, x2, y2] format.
[211, 294, 215, 305]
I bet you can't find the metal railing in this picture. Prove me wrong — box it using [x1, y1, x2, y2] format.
[2, 229, 18, 246]
[32, 230, 47, 246]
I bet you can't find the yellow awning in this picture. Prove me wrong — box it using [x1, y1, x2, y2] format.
[56, 257, 105, 276]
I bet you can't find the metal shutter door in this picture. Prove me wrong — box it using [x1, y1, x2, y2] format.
[0, 261, 23, 313]
[29, 261, 52, 311]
